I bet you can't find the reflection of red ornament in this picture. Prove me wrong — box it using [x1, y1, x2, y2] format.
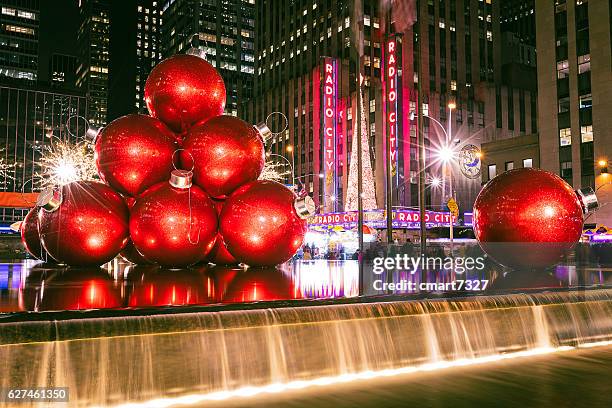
[222, 267, 301, 303]
[120, 240, 151, 264]
[144, 54, 226, 133]
[474, 168, 595, 268]
[28, 268, 122, 311]
[181, 115, 265, 198]
[95, 114, 178, 197]
[38, 182, 130, 266]
[21, 207, 45, 260]
[129, 171, 218, 267]
[220, 180, 314, 266]
[127, 267, 213, 307]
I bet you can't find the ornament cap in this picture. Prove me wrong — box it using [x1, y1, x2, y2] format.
[576, 187, 599, 215]
[169, 169, 193, 189]
[86, 125, 101, 143]
[186, 47, 207, 60]
[294, 196, 316, 219]
[37, 187, 62, 212]
[254, 122, 272, 141]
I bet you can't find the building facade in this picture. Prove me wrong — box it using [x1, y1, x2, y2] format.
[76, 0, 110, 126]
[49, 53, 78, 90]
[160, 0, 255, 116]
[0, 85, 87, 222]
[135, 0, 162, 112]
[536, 0, 611, 225]
[0, 0, 39, 84]
[246, 0, 537, 219]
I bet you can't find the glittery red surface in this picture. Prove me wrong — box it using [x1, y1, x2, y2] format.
[95, 114, 178, 197]
[38, 181, 130, 266]
[129, 182, 218, 267]
[220, 180, 306, 266]
[181, 115, 265, 199]
[144, 54, 226, 133]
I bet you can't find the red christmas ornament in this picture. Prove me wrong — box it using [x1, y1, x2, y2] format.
[144, 53, 226, 133]
[129, 170, 218, 267]
[38, 181, 130, 266]
[21, 207, 45, 260]
[219, 180, 315, 266]
[222, 267, 301, 303]
[127, 266, 214, 307]
[473, 168, 597, 268]
[181, 115, 266, 198]
[95, 114, 178, 197]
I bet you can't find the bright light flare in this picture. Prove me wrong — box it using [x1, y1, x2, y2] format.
[438, 146, 455, 163]
[36, 140, 98, 188]
[430, 177, 441, 187]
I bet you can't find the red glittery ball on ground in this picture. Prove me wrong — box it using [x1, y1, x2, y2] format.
[219, 180, 307, 266]
[95, 114, 178, 197]
[38, 181, 130, 266]
[21, 207, 45, 260]
[129, 180, 218, 268]
[181, 115, 265, 199]
[120, 240, 151, 265]
[144, 54, 226, 133]
[208, 199, 237, 265]
[473, 168, 585, 268]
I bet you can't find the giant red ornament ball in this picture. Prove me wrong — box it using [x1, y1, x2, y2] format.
[38, 181, 130, 266]
[181, 115, 265, 199]
[95, 114, 178, 197]
[129, 172, 218, 267]
[144, 54, 226, 133]
[219, 180, 310, 266]
[473, 168, 588, 268]
[208, 199, 237, 265]
[21, 207, 45, 260]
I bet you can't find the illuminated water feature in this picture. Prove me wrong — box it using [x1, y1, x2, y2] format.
[0, 250, 611, 407]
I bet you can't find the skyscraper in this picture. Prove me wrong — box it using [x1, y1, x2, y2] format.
[247, 0, 536, 221]
[49, 53, 78, 90]
[135, 0, 162, 112]
[0, 0, 39, 84]
[76, 0, 110, 126]
[160, 0, 255, 116]
[536, 0, 611, 225]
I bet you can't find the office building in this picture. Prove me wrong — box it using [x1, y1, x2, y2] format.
[160, 0, 255, 116]
[536, 0, 611, 225]
[49, 53, 78, 90]
[247, 0, 537, 219]
[76, 0, 110, 126]
[135, 0, 162, 112]
[0, 0, 39, 83]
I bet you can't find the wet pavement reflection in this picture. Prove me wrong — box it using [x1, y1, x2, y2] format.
[1, 251, 611, 314]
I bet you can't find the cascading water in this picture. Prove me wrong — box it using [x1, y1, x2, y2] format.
[1, 289, 612, 407]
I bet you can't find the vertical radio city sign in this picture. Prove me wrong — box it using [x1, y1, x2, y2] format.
[321, 58, 337, 212]
[385, 36, 400, 180]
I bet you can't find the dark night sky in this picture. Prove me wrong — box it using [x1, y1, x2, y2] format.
[39, 0, 79, 83]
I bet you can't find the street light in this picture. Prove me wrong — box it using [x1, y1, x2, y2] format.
[599, 159, 608, 174]
[286, 145, 295, 187]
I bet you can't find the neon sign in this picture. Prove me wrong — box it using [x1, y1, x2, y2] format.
[322, 58, 337, 211]
[386, 38, 399, 177]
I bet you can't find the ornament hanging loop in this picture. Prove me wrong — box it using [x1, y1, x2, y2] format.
[37, 186, 63, 212]
[170, 149, 200, 245]
[66, 115, 101, 143]
[186, 33, 208, 60]
[262, 111, 288, 139]
[171, 148, 195, 173]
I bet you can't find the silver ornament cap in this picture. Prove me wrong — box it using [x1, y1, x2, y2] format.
[169, 169, 193, 189]
[86, 125, 102, 143]
[37, 187, 62, 212]
[294, 196, 316, 219]
[186, 47, 207, 60]
[576, 187, 599, 215]
[254, 122, 272, 141]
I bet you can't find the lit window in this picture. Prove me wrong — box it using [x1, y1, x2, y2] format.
[579, 94, 592, 109]
[557, 60, 569, 79]
[581, 125, 593, 143]
[450, 80, 457, 91]
[364, 15, 370, 26]
[578, 54, 590, 74]
[523, 158, 533, 168]
[559, 128, 572, 146]
[505, 161, 514, 171]
[488, 164, 497, 180]
[558, 97, 570, 113]
[369, 99, 375, 112]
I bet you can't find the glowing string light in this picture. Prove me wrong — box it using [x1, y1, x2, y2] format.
[34, 138, 98, 189]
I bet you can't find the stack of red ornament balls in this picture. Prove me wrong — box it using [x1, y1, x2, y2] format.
[21, 51, 315, 268]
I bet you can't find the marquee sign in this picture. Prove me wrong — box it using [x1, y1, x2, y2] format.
[308, 209, 472, 229]
[385, 36, 400, 179]
[322, 58, 337, 212]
